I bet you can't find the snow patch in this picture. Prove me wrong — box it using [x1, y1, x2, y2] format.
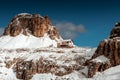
[0, 67, 18, 80]
[93, 65, 120, 80]
[92, 55, 109, 63]
[0, 34, 57, 49]
[17, 13, 31, 16]
[31, 71, 85, 80]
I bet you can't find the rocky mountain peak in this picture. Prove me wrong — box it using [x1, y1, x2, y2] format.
[115, 22, 120, 27]
[0, 13, 74, 48]
[110, 22, 120, 38]
[3, 13, 58, 38]
[87, 22, 120, 77]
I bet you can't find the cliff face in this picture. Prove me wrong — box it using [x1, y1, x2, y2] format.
[3, 13, 59, 39]
[88, 22, 120, 77]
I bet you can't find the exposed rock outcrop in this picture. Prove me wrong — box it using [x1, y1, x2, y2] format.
[4, 54, 84, 80]
[88, 22, 120, 77]
[110, 23, 120, 38]
[3, 13, 59, 38]
[13, 58, 76, 80]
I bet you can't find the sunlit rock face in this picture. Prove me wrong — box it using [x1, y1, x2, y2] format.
[88, 22, 120, 77]
[3, 13, 59, 38]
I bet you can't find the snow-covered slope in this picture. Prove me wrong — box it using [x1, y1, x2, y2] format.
[31, 65, 120, 80]
[1, 47, 120, 80]
[93, 65, 120, 80]
[0, 34, 58, 49]
[0, 47, 95, 80]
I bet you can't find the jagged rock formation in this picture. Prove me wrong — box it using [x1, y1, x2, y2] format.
[88, 22, 120, 77]
[3, 13, 59, 39]
[13, 58, 77, 80]
[110, 22, 120, 38]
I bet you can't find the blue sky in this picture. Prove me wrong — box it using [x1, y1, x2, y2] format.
[0, 0, 120, 47]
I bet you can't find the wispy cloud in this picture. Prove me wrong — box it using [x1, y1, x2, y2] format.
[0, 28, 4, 35]
[54, 21, 87, 39]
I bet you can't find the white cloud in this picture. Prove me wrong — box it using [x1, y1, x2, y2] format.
[0, 28, 4, 35]
[54, 22, 86, 39]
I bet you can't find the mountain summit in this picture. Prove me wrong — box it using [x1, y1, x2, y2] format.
[0, 13, 74, 49]
[4, 13, 57, 37]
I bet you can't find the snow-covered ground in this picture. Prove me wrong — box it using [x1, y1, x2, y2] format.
[0, 33, 119, 80]
[31, 65, 120, 80]
[0, 47, 120, 80]
[93, 65, 120, 80]
[0, 34, 58, 49]
[92, 55, 109, 63]
[0, 47, 95, 80]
